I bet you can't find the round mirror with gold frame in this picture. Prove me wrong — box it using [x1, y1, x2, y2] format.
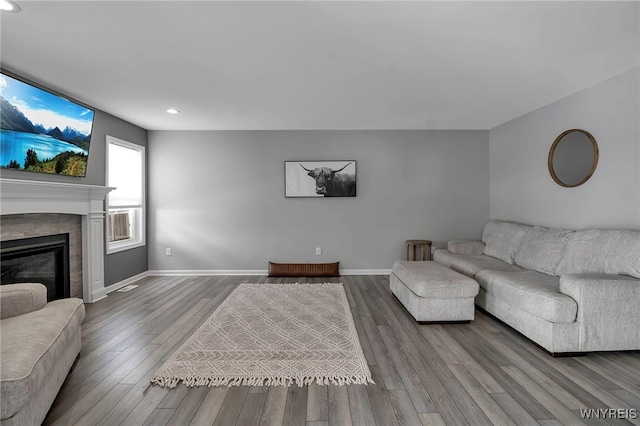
[548, 129, 598, 188]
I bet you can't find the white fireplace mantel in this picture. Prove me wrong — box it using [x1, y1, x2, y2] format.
[1, 178, 114, 303]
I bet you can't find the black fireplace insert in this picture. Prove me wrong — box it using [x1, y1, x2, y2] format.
[1, 233, 70, 302]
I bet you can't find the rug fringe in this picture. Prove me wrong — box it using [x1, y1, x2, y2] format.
[241, 282, 343, 286]
[150, 374, 374, 388]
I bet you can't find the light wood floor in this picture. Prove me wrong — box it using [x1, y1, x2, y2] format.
[44, 275, 640, 426]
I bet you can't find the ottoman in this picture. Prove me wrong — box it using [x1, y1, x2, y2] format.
[390, 260, 479, 323]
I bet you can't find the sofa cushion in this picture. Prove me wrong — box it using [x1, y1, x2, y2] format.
[515, 226, 574, 275]
[446, 241, 486, 255]
[475, 270, 577, 323]
[556, 229, 640, 279]
[433, 250, 524, 278]
[0, 284, 47, 320]
[0, 298, 84, 418]
[482, 220, 532, 264]
[392, 261, 478, 298]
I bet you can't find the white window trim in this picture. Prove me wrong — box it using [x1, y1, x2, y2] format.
[106, 135, 146, 254]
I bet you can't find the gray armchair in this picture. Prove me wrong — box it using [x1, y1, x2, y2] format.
[0, 283, 85, 425]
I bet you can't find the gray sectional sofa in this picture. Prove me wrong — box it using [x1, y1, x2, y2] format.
[433, 220, 640, 355]
[0, 283, 85, 425]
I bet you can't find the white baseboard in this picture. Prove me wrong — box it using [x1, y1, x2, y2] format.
[104, 271, 152, 295]
[89, 291, 108, 303]
[147, 269, 391, 276]
[148, 270, 268, 276]
[339, 269, 391, 275]
[97, 269, 392, 298]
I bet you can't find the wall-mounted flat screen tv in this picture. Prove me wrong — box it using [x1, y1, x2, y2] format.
[0, 71, 95, 177]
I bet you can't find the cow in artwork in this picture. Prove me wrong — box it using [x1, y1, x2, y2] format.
[300, 162, 356, 197]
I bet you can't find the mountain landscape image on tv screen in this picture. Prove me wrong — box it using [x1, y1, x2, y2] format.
[0, 72, 94, 177]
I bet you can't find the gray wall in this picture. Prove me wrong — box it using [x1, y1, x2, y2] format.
[0, 69, 149, 286]
[489, 67, 640, 230]
[97, 113, 149, 287]
[148, 130, 490, 272]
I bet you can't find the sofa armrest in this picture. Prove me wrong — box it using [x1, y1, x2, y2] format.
[0, 283, 47, 319]
[447, 241, 486, 255]
[559, 274, 640, 351]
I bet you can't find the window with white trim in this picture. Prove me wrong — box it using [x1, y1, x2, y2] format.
[106, 136, 145, 254]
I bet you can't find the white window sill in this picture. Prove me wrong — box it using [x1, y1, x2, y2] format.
[107, 240, 146, 255]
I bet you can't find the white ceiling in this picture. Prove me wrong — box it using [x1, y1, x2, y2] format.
[1, 1, 638, 131]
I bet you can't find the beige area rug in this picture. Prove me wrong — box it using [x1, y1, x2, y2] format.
[151, 283, 373, 388]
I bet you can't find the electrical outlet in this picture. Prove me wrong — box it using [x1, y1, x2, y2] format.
[316, 247, 322, 256]
[166, 247, 172, 256]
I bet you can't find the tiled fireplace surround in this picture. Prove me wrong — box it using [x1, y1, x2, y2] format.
[1, 214, 83, 298]
[0, 178, 113, 303]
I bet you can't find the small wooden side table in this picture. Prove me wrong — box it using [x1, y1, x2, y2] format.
[406, 240, 432, 261]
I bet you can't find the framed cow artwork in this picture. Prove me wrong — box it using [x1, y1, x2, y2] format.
[285, 161, 357, 197]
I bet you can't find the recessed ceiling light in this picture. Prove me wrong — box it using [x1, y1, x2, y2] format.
[166, 108, 180, 114]
[0, 0, 21, 12]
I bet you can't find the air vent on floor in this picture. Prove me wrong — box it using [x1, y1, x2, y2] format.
[117, 284, 139, 292]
